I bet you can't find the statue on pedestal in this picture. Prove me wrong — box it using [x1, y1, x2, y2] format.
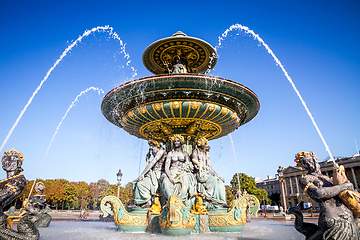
[0, 149, 40, 240]
[191, 137, 226, 208]
[30, 182, 52, 227]
[289, 151, 360, 240]
[132, 140, 166, 208]
[160, 135, 196, 208]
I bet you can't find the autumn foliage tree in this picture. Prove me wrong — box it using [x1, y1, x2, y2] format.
[13, 179, 133, 210]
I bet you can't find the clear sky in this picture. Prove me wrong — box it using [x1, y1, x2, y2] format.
[0, 0, 359, 185]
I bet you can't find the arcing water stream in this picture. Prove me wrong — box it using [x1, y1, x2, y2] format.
[0, 25, 136, 153]
[217, 23, 334, 161]
[28, 87, 104, 199]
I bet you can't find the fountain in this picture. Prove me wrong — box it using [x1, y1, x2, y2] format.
[100, 31, 260, 236]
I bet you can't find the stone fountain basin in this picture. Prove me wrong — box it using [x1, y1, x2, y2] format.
[101, 73, 260, 142]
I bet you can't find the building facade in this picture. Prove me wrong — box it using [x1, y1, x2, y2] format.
[280, 154, 360, 209]
[256, 175, 281, 197]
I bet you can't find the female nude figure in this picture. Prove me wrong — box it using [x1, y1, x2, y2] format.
[160, 135, 196, 207]
[295, 151, 360, 240]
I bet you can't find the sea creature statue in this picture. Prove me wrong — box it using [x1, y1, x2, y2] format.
[30, 182, 52, 228]
[290, 151, 360, 240]
[0, 149, 41, 240]
[273, 206, 291, 219]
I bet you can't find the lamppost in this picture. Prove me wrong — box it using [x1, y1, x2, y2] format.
[277, 166, 287, 212]
[263, 197, 267, 217]
[116, 169, 123, 199]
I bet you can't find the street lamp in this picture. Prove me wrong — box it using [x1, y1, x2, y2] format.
[277, 166, 287, 212]
[116, 169, 123, 199]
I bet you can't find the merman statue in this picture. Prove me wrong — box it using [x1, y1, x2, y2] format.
[0, 149, 41, 240]
[289, 151, 360, 240]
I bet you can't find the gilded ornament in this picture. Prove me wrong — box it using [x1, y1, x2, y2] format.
[154, 103, 162, 111]
[190, 101, 199, 109]
[208, 104, 216, 111]
[172, 101, 180, 109]
[139, 105, 147, 114]
[220, 107, 229, 115]
[128, 110, 134, 118]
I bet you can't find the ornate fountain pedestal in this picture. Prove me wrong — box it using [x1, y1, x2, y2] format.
[100, 32, 260, 236]
[101, 194, 259, 236]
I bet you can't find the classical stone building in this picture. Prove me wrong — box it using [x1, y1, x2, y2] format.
[280, 154, 360, 209]
[256, 175, 281, 197]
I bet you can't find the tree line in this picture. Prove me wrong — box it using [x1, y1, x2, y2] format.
[14, 179, 133, 211]
[12, 173, 278, 210]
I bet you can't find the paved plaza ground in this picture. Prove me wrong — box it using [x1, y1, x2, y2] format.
[33, 210, 312, 239]
[10, 210, 317, 239]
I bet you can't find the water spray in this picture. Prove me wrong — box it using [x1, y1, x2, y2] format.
[27, 87, 104, 199]
[0, 25, 136, 153]
[229, 134, 241, 193]
[218, 23, 334, 162]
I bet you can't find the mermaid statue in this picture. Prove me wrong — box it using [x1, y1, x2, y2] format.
[289, 151, 360, 240]
[0, 149, 43, 240]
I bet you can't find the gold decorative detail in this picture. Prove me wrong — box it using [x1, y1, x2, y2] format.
[154, 103, 162, 111]
[3, 149, 24, 163]
[5, 183, 17, 194]
[159, 195, 196, 230]
[195, 137, 208, 147]
[140, 118, 221, 141]
[172, 101, 181, 109]
[208, 104, 216, 111]
[190, 101, 199, 109]
[191, 194, 208, 214]
[149, 194, 162, 215]
[148, 139, 161, 148]
[101, 196, 147, 227]
[139, 105, 147, 114]
[221, 107, 229, 115]
[230, 112, 237, 119]
[209, 195, 259, 227]
[128, 110, 134, 118]
[303, 182, 314, 197]
[0, 173, 24, 184]
[169, 134, 184, 143]
[295, 151, 318, 165]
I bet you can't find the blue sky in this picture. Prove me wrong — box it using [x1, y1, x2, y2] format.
[0, 0, 359, 185]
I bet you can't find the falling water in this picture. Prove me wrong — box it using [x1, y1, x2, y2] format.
[0, 25, 136, 153]
[138, 140, 144, 176]
[217, 23, 334, 161]
[28, 87, 104, 199]
[229, 133, 241, 192]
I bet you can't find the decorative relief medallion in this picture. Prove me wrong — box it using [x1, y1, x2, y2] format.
[139, 118, 221, 142]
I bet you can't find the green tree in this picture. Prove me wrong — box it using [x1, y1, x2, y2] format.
[229, 173, 270, 203]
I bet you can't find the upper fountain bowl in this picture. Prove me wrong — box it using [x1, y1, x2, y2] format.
[142, 31, 217, 74]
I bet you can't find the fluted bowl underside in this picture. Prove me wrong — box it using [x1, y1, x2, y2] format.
[101, 74, 260, 142]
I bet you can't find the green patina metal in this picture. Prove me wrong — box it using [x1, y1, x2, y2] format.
[100, 32, 261, 236]
[101, 74, 259, 148]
